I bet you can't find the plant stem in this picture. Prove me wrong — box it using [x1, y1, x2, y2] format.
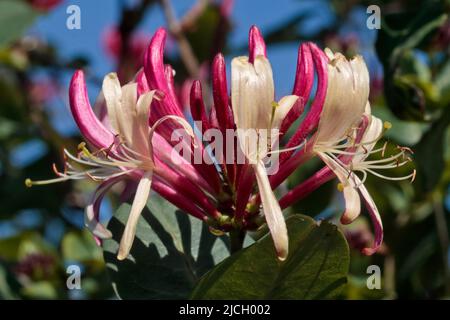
[159, 0, 201, 78]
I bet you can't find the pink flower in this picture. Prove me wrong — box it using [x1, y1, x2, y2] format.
[27, 29, 221, 260]
[28, 26, 414, 260]
[28, 79, 58, 105]
[103, 26, 151, 68]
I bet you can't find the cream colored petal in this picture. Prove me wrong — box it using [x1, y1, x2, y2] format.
[232, 56, 275, 162]
[116, 82, 138, 146]
[254, 161, 288, 261]
[353, 115, 383, 164]
[85, 206, 112, 240]
[102, 73, 122, 134]
[271, 95, 299, 130]
[316, 53, 370, 144]
[231, 56, 274, 132]
[84, 178, 119, 240]
[133, 91, 155, 158]
[318, 153, 361, 224]
[117, 171, 153, 260]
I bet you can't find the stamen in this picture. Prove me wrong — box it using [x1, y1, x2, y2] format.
[363, 168, 416, 182]
[363, 151, 406, 165]
[25, 176, 73, 187]
[266, 139, 307, 155]
[381, 141, 388, 157]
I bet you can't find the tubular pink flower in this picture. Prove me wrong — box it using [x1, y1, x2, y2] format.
[212, 53, 234, 132]
[234, 164, 254, 220]
[136, 69, 150, 96]
[280, 43, 328, 163]
[69, 70, 115, 150]
[144, 29, 222, 193]
[152, 177, 208, 221]
[220, 0, 234, 17]
[151, 131, 214, 194]
[280, 43, 314, 135]
[154, 159, 220, 218]
[164, 64, 182, 112]
[144, 28, 183, 118]
[190, 80, 211, 133]
[212, 53, 236, 184]
[248, 25, 267, 63]
[29, 25, 413, 262]
[279, 166, 334, 209]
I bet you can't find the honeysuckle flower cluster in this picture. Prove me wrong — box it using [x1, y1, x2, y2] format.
[26, 26, 415, 261]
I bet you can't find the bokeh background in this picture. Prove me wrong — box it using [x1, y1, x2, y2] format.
[0, 0, 449, 299]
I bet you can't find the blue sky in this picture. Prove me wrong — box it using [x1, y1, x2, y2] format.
[31, 0, 337, 91]
[28, 0, 352, 135]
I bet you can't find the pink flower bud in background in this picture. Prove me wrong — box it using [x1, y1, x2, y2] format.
[28, 79, 58, 106]
[27, 0, 62, 11]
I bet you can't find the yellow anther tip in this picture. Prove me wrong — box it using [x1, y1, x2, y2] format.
[337, 183, 344, 192]
[384, 121, 392, 130]
[25, 178, 33, 188]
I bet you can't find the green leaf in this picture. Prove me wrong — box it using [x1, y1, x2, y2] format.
[21, 281, 58, 299]
[62, 230, 104, 264]
[372, 106, 428, 146]
[375, 1, 447, 120]
[414, 107, 450, 191]
[0, 264, 21, 299]
[102, 194, 230, 299]
[0, 232, 55, 262]
[0, 0, 38, 47]
[191, 215, 349, 299]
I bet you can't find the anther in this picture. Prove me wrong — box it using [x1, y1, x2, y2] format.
[383, 121, 392, 130]
[25, 178, 33, 188]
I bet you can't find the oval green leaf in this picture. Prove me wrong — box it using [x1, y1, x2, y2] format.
[191, 215, 349, 299]
[102, 194, 230, 299]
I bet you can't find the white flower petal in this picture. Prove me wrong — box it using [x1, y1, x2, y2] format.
[117, 171, 153, 260]
[318, 153, 361, 224]
[84, 178, 120, 240]
[271, 95, 299, 130]
[316, 53, 370, 144]
[102, 73, 122, 135]
[232, 56, 274, 130]
[116, 82, 138, 146]
[254, 161, 288, 261]
[353, 115, 383, 164]
[231, 56, 275, 162]
[133, 91, 156, 157]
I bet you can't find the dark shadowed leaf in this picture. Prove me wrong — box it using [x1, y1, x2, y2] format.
[414, 107, 450, 191]
[103, 194, 230, 299]
[191, 215, 349, 299]
[376, 1, 447, 120]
